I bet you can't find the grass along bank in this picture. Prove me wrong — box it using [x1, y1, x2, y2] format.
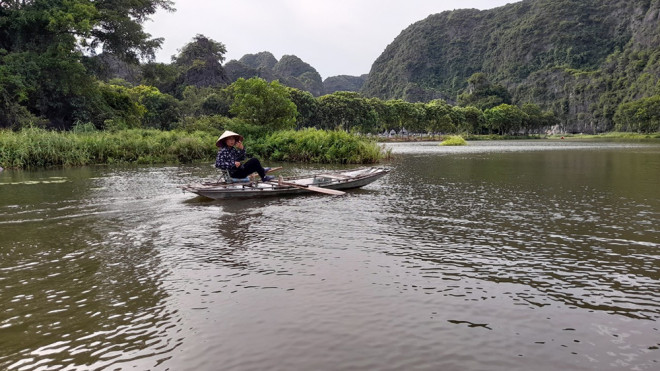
[0, 127, 217, 169]
[0, 127, 390, 169]
[547, 132, 660, 141]
[379, 131, 660, 142]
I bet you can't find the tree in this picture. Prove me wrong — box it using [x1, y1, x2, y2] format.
[453, 106, 485, 134]
[128, 85, 180, 130]
[520, 103, 557, 134]
[178, 86, 217, 117]
[89, 1, 175, 62]
[200, 91, 231, 117]
[385, 99, 417, 132]
[287, 87, 318, 129]
[366, 97, 389, 133]
[425, 100, 455, 133]
[614, 95, 660, 133]
[229, 78, 297, 130]
[521, 103, 543, 134]
[317, 92, 378, 133]
[0, 0, 173, 128]
[95, 83, 145, 130]
[140, 62, 179, 95]
[484, 104, 527, 135]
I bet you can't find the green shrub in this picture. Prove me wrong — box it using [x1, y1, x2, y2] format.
[252, 128, 388, 164]
[440, 135, 468, 146]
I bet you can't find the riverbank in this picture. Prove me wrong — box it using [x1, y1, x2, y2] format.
[2, 128, 655, 170]
[0, 128, 217, 169]
[547, 132, 660, 140]
[0, 127, 388, 169]
[378, 132, 660, 142]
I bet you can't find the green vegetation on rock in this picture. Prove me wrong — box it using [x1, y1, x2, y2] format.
[361, 0, 660, 133]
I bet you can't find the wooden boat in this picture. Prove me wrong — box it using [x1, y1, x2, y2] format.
[181, 167, 390, 199]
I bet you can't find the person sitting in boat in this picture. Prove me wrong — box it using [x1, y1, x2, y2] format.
[215, 131, 274, 182]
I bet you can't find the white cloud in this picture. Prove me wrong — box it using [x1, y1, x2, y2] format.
[144, 0, 518, 79]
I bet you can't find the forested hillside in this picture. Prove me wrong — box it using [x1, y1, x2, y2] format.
[2, 0, 657, 135]
[362, 0, 660, 133]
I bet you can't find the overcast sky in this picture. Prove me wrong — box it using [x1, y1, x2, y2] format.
[144, 0, 519, 79]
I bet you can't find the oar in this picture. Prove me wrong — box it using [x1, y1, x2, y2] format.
[266, 166, 283, 173]
[272, 180, 346, 196]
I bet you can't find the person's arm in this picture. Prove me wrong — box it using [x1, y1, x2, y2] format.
[235, 142, 247, 161]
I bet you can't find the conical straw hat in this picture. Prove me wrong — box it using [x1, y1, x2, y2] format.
[215, 131, 244, 147]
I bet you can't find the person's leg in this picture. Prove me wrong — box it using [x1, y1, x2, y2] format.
[232, 158, 265, 179]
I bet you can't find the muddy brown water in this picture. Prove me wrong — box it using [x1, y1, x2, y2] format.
[1, 140, 658, 370]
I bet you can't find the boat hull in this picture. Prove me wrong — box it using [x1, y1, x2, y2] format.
[181, 167, 389, 200]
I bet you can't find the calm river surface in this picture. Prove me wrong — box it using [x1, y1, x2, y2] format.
[1, 140, 659, 371]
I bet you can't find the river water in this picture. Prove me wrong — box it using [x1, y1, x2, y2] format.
[0, 140, 658, 371]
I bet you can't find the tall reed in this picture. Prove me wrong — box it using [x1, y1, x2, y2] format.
[1, 127, 389, 169]
[0, 128, 217, 169]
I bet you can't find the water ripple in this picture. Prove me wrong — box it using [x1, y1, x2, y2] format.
[378, 154, 660, 322]
[1, 146, 658, 370]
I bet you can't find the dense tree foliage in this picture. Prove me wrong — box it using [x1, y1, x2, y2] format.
[0, 0, 173, 128]
[317, 92, 377, 132]
[614, 95, 660, 133]
[484, 104, 527, 135]
[229, 78, 297, 131]
[287, 87, 318, 129]
[140, 62, 179, 95]
[127, 85, 180, 130]
[458, 73, 512, 110]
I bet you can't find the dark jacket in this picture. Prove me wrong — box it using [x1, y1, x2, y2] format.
[215, 146, 246, 174]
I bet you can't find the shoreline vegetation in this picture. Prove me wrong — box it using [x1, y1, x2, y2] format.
[2, 127, 657, 170]
[0, 127, 390, 170]
[380, 132, 660, 142]
[2, 3, 659, 172]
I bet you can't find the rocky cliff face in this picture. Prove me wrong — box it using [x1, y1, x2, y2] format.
[361, 0, 660, 132]
[273, 55, 324, 96]
[224, 52, 364, 97]
[322, 75, 367, 95]
[239, 51, 278, 70]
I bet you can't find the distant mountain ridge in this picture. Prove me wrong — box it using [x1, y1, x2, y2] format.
[224, 52, 366, 96]
[222, 0, 658, 132]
